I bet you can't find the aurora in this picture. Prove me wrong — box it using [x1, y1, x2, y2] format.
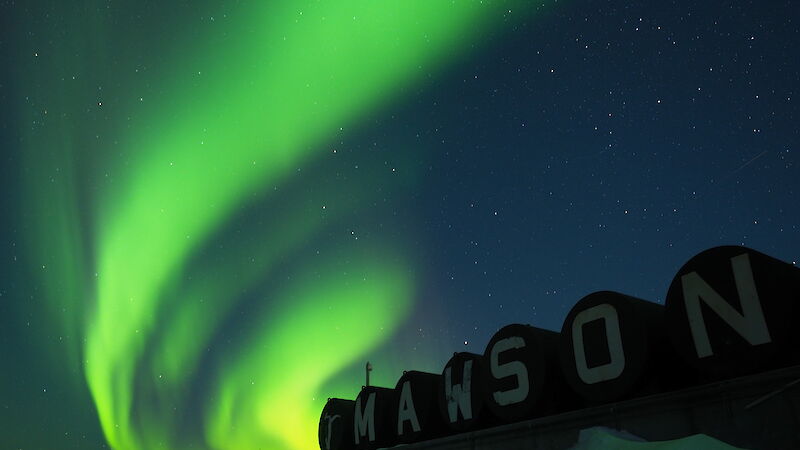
[9, 1, 536, 449]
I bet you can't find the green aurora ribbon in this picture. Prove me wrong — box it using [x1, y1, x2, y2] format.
[15, 1, 542, 448]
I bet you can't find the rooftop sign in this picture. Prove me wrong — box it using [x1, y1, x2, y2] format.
[319, 246, 800, 449]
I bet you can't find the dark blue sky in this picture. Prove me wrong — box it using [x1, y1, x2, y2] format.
[378, 0, 799, 352]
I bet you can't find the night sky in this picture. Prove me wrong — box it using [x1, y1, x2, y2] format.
[1, 0, 798, 449]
